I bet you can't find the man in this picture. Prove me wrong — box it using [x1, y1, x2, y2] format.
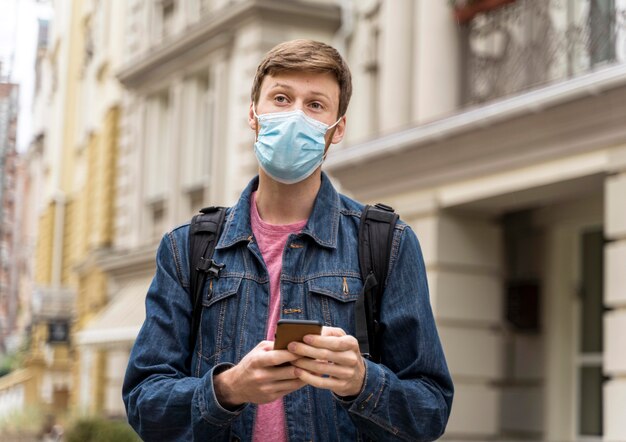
[123, 39, 453, 441]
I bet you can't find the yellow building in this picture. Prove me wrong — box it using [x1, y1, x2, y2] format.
[69, 0, 127, 416]
[0, 0, 84, 423]
[0, 0, 125, 424]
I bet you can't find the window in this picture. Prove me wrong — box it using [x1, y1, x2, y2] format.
[200, 0, 213, 15]
[187, 188, 205, 216]
[576, 229, 605, 438]
[162, 0, 176, 40]
[143, 90, 171, 241]
[151, 0, 177, 43]
[82, 18, 94, 72]
[183, 0, 200, 25]
[589, 0, 616, 66]
[144, 91, 170, 203]
[151, 199, 167, 241]
[181, 72, 214, 213]
[364, 19, 380, 136]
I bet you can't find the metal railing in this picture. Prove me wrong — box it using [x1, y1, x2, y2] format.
[465, 0, 626, 104]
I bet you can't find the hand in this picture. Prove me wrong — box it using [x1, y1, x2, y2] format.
[288, 326, 366, 398]
[214, 341, 306, 407]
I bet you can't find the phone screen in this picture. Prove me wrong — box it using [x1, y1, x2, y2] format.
[274, 319, 323, 350]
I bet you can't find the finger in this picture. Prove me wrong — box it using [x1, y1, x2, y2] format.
[255, 379, 307, 404]
[291, 358, 352, 379]
[294, 367, 345, 392]
[288, 335, 360, 364]
[291, 344, 357, 367]
[256, 340, 275, 351]
[268, 364, 305, 381]
[321, 326, 347, 337]
[244, 364, 303, 387]
[265, 378, 307, 393]
[303, 334, 356, 352]
[256, 349, 301, 368]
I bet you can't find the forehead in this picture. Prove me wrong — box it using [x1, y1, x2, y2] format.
[260, 71, 340, 100]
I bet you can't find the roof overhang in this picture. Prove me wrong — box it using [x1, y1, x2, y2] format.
[326, 63, 626, 202]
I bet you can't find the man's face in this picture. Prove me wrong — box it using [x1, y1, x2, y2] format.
[248, 71, 346, 149]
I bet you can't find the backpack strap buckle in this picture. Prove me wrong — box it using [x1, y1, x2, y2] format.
[196, 257, 225, 279]
[374, 203, 394, 212]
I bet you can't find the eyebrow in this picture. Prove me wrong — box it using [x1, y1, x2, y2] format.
[268, 82, 332, 102]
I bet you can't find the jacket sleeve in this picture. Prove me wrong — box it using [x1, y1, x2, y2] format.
[122, 230, 245, 441]
[336, 225, 454, 441]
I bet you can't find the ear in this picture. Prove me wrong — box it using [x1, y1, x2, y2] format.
[248, 103, 258, 133]
[330, 116, 346, 144]
[324, 116, 346, 152]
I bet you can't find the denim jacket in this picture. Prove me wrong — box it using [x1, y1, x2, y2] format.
[123, 173, 453, 441]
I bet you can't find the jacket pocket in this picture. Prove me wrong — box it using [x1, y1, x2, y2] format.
[197, 275, 243, 367]
[307, 275, 363, 332]
[202, 275, 242, 308]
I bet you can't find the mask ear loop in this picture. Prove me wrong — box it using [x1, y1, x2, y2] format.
[252, 103, 260, 140]
[328, 116, 342, 131]
[322, 116, 343, 160]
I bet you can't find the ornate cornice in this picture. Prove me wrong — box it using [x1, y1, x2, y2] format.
[93, 244, 157, 278]
[117, 0, 340, 89]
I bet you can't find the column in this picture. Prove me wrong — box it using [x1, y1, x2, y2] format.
[78, 347, 94, 412]
[412, 1, 461, 124]
[105, 348, 131, 417]
[604, 146, 626, 440]
[168, 78, 184, 229]
[114, 94, 140, 249]
[378, 0, 413, 133]
[409, 211, 504, 439]
[209, 54, 230, 205]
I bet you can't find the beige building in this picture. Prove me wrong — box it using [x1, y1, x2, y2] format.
[328, 1, 626, 440]
[89, 0, 343, 418]
[73, 0, 625, 440]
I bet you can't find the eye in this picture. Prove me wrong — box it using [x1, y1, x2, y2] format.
[309, 102, 324, 110]
[274, 95, 289, 104]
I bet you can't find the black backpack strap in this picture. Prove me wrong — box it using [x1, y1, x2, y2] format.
[188, 206, 227, 364]
[356, 203, 399, 363]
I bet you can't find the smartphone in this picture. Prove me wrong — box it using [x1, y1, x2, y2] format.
[274, 319, 323, 350]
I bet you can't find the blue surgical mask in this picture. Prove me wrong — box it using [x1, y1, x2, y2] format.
[253, 106, 341, 184]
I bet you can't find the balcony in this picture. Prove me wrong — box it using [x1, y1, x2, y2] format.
[31, 286, 75, 321]
[464, 0, 626, 104]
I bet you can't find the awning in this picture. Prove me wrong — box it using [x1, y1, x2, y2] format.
[75, 277, 152, 346]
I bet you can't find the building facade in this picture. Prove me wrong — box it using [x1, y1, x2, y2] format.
[78, 0, 343, 419]
[0, 0, 79, 421]
[13, 0, 626, 440]
[21, 0, 129, 419]
[66, 0, 128, 417]
[0, 80, 19, 354]
[326, 1, 626, 440]
[0, 0, 122, 422]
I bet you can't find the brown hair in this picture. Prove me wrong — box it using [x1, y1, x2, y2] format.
[251, 39, 352, 118]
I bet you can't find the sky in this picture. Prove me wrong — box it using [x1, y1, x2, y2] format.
[0, 0, 53, 152]
[0, 0, 19, 77]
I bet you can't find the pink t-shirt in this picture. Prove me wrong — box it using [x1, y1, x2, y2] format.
[250, 192, 307, 442]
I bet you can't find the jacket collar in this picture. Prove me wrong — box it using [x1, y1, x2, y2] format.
[217, 172, 340, 250]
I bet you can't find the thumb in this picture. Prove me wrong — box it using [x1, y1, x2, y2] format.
[257, 340, 274, 351]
